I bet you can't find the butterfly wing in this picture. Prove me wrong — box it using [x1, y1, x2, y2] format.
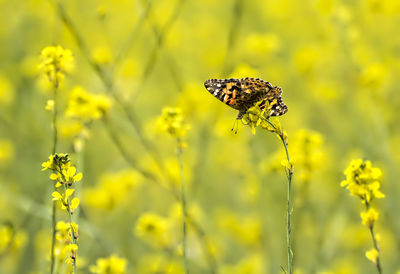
[204, 78, 243, 111]
[258, 86, 288, 116]
[204, 77, 288, 117]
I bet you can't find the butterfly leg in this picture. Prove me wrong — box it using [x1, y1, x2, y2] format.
[231, 111, 244, 134]
[231, 119, 239, 134]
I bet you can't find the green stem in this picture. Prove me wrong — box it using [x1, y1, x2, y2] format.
[265, 119, 293, 274]
[365, 202, 383, 274]
[65, 185, 78, 274]
[177, 140, 189, 274]
[50, 83, 58, 274]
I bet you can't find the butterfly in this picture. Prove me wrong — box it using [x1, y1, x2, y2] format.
[204, 77, 288, 120]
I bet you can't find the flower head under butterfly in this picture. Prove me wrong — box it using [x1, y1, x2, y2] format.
[204, 77, 288, 133]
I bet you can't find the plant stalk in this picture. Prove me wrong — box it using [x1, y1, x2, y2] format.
[177, 140, 189, 274]
[50, 83, 58, 274]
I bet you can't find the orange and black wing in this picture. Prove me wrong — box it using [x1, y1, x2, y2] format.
[204, 78, 243, 111]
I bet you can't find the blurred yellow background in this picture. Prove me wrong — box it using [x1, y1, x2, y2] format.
[0, 0, 399, 273]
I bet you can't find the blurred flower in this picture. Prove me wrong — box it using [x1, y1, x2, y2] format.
[294, 46, 319, 74]
[365, 248, 378, 264]
[359, 63, 388, 91]
[0, 139, 14, 165]
[315, 0, 336, 16]
[54, 221, 79, 264]
[229, 64, 259, 79]
[341, 159, 384, 204]
[220, 254, 264, 274]
[84, 169, 142, 210]
[45, 99, 55, 111]
[169, 202, 204, 225]
[119, 58, 140, 78]
[134, 212, 171, 248]
[157, 107, 190, 148]
[311, 81, 341, 101]
[90, 255, 127, 274]
[0, 74, 14, 105]
[360, 207, 379, 228]
[137, 253, 183, 274]
[96, 5, 107, 20]
[0, 224, 27, 254]
[216, 210, 262, 247]
[59, 119, 86, 139]
[38, 45, 74, 86]
[65, 86, 112, 123]
[92, 45, 113, 65]
[245, 33, 281, 57]
[290, 129, 325, 185]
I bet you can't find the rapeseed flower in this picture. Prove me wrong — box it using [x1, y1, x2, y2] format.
[340, 159, 384, 204]
[65, 86, 112, 123]
[157, 107, 190, 147]
[84, 169, 142, 210]
[135, 212, 171, 248]
[38, 45, 74, 87]
[341, 159, 384, 272]
[90, 255, 127, 274]
[42, 153, 82, 270]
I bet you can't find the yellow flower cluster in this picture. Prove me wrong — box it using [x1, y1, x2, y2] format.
[157, 107, 190, 146]
[65, 86, 112, 123]
[42, 153, 82, 265]
[291, 129, 325, 185]
[241, 102, 288, 142]
[136, 253, 183, 274]
[0, 224, 27, 254]
[89, 255, 127, 274]
[216, 210, 262, 247]
[38, 46, 74, 87]
[54, 221, 79, 265]
[341, 159, 384, 269]
[0, 139, 14, 165]
[84, 169, 142, 210]
[360, 208, 379, 228]
[134, 212, 171, 248]
[341, 159, 385, 204]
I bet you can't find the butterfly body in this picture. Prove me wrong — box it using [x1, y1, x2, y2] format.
[204, 77, 288, 119]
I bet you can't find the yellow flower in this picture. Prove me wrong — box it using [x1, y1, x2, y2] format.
[360, 63, 388, 90]
[365, 248, 379, 265]
[38, 45, 74, 86]
[42, 153, 82, 187]
[84, 169, 142, 210]
[45, 99, 55, 111]
[65, 86, 112, 123]
[341, 159, 385, 203]
[361, 208, 379, 227]
[56, 221, 72, 243]
[220, 254, 264, 274]
[137, 253, 183, 274]
[0, 139, 14, 165]
[92, 45, 113, 65]
[0, 225, 27, 253]
[90, 255, 127, 274]
[245, 33, 281, 56]
[216, 210, 262, 247]
[157, 107, 190, 144]
[290, 129, 325, 185]
[0, 74, 14, 105]
[134, 212, 171, 248]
